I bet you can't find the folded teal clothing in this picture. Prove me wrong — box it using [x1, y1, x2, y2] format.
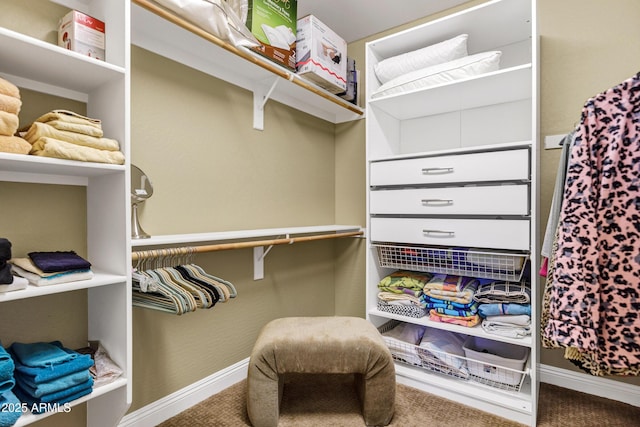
[0, 343, 13, 383]
[10, 341, 78, 368]
[16, 370, 90, 398]
[0, 390, 22, 427]
[13, 380, 93, 414]
[0, 377, 14, 394]
[10, 346, 93, 384]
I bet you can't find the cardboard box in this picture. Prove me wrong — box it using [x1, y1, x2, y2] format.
[58, 10, 105, 61]
[247, 0, 297, 70]
[296, 15, 347, 94]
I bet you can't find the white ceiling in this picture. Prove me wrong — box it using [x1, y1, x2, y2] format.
[297, 0, 470, 43]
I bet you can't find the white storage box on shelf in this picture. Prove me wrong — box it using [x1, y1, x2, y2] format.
[463, 336, 528, 389]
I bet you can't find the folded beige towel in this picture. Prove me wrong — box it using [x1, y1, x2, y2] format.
[30, 137, 125, 165]
[0, 93, 21, 115]
[35, 109, 102, 129]
[0, 110, 19, 136]
[0, 135, 31, 155]
[45, 119, 104, 137]
[0, 77, 20, 98]
[25, 122, 119, 151]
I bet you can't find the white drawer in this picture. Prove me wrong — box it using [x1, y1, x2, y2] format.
[370, 184, 529, 216]
[370, 149, 530, 186]
[370, 217, 530, 250]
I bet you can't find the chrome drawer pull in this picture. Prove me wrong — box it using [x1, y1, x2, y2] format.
[421, 199, 453, 206]
[422, 229, 455, 237]
[421, 167, 453, 174]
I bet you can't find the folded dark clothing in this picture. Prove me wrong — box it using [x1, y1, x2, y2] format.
[27, 251, 91, 273]
[0, 238, 11, 261]
[0, 264, 11, 285]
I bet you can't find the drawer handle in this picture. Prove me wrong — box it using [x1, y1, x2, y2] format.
[421, 199, 453, 206]
[422, 229, 455, 237]
[422, 167, 453, 174]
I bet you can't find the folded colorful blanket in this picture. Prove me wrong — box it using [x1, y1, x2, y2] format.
[27, 251, 91, 273]
[422, 274, 479, 304]
[9, 343, 93, 384]
[29, 137, 125, 165]
[34, 110, 101, 129]
[0, 390, 22, 427]
[428, 309, 480, 328]
[0, 135, 31, 154]
[377, 270, 433, 297]
[0, 93, 21, 115]
[0, 110, 18, 136]
[478, 303, 531, 318]
[473, 281, 531, 304]
[10, 264, 93, 287]
[24, 122, 119, 151]
[377, 291, 424, 307]
[0, 77, 20, 99]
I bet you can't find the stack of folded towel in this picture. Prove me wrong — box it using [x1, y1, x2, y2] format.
[376, 270, 433, 318]
[0, 77, 31, 155]
[420, 274, 481, 327]
[10, 251, 93, 287]
[474, 281, 532, 338]
[0, 342, 21, 427]
[0, 238, 27, 293]
[9, 341, 94, 414]
[21, 110, 124, 164]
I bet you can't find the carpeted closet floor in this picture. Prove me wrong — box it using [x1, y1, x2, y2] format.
[157, 373, 639, 426]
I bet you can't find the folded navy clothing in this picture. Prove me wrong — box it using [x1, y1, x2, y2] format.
[27, 251, 91, 273]
[0, 264, 11, 285]
[0, 238, 11, 261]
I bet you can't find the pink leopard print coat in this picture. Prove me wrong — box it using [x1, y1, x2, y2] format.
[543, 72, 640, 375]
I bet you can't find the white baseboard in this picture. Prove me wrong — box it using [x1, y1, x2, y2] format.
[539, 363, 640, 407]
[118, 358, 250, 427]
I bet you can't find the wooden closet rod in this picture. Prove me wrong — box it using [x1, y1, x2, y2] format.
[131, 230, 364, 261]
[132, 0, 363, 116]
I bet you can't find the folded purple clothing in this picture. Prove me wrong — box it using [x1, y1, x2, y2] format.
[27, 251, 91, 273]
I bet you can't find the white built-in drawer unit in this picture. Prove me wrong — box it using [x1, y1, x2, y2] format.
[370, 184, 529, 216]
[370, 148, 529, 187]
[370, 217, 530, 250]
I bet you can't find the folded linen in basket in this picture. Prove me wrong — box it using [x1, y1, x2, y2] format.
[34, 109, 101, 129]
[0, 135, 31, 155]
[24, 122, 119, 151]
[417, 328, 469, 378]
[381, 322, 426, 366]
[0, 93, 21, 115]
[29, 137, 125, 165]
[473, 281, 531, 304]
[10, 263, 93, 287]
[0, 110, 19, 136]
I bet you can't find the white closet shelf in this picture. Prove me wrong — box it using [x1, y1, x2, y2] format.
[12, 377, 128, 427]
[0, 272, 127, 302]
[0, 27, 124, 102]
[368, 64, 532, 121]
[0, 152, 125, 186]
[130, 0, 364, 126]
[131, 225, 363, 247]
[369, 309, 532, 348]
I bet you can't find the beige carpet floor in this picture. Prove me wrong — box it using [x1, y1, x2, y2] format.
[158, 373, 639, 426]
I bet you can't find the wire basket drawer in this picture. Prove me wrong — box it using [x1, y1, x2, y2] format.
[374, 243, 527, 281]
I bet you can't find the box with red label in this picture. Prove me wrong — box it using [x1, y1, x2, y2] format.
[58, 10, 105, 61]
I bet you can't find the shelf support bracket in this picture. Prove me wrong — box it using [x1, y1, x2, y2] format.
[253, 78, 280, 131]
[252, 234, 292, 280]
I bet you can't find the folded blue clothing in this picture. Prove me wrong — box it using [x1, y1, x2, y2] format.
[10, 346, 93, 384]
[0, 390, 22, 427]
[10, 341, 78, 368]
[12, 381, 93, 414]
[0, 345, 14, 383]
[478, 303, 531, 318]
[16, 370, 90, 398]
[27, 251, 91, 273]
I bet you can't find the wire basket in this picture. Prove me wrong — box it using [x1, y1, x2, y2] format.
[378, 320, 528, 392]
[374, 243, 527, 281]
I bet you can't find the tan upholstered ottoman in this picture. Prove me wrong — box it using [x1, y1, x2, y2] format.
[246, 316, 395, 427]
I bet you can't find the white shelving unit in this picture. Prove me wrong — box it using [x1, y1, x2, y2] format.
[365, 0, 539, 425]
[0, 1, 131, 426]
[130, 0, 364, 129]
